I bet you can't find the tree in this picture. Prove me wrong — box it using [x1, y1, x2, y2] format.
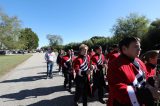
[0, 9, 21, 49]
[143, 19, 160, 50]
[19, 28, 39, 50]
[112, 13, 149, 42]
[46, 34, 63, 51]
[47, 34, 63, 46]
[63, 36, 111, 51]
[63, 42, 80, 51]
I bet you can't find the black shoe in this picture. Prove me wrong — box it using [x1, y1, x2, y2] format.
[99, 99, 106, 104]
[49, 75, 53, 78]
[83, 103, 87, 106]
[64, 84, 66, 89]
[74, 101, 78, 106]
[68, 89, 71, 93]
[46, 74, 49, 79]
[49, 74, 53, 78]
[91, 92, 95, 97]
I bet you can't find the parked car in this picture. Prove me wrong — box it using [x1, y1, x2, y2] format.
[0, 50, 12, 55]
[0, 50, 6, 55]
[17, 50, 25, 54]
[36, 49, 43, 53]
[12, 50, 18, 54]
[24, 50, 28, 54]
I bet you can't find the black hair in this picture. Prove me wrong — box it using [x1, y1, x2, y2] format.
[119, 37, 140, 52]
[112, 44, 118, 48]
[95, 45, 102, 50]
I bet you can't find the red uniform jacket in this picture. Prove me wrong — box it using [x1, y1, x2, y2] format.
[106, 51, 120, 63]
[107, 54, 148, 106]
[91, 53, 106, 72]
[61, 55, 75, 70]
[145, 63, 156, 78]
[145, 63, 156, 87]
[89, 51, 95, 58]
[73, 55, 90, 76]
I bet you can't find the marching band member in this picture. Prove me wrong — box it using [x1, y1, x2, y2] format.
[73, 44, 91, 106]
[91, 45, 106, 104]
[107, 37, 160, 106]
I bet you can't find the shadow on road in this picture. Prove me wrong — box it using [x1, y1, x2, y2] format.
[37, 70, 60, 75]
[17, 66, 46, 71]
[0, 70, 63, 84]
[26, 92, 108, 106]
[27, 95, 74, 106]
[0, 85, 66, 101]
[37, 71, 63, 77]
[0, 75, 46, 83]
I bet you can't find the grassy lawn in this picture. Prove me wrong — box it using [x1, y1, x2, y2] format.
[0, 54, 32, 77]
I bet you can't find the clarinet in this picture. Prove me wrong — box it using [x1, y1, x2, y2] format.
[88, 59, 93, 96]
[69, 55, 73, 74]
[70, 53, 76, 79]
[155, 65, 160, 88]
[154, 64, 160, 106]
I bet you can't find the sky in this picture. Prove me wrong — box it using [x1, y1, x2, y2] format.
[0, 0, 160, 48]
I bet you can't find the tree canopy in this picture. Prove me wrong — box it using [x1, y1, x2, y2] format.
[0, 9, 39, 50]
[19, 28, 39, 50]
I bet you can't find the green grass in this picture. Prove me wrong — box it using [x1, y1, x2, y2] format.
[0, 54, 32, 77]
